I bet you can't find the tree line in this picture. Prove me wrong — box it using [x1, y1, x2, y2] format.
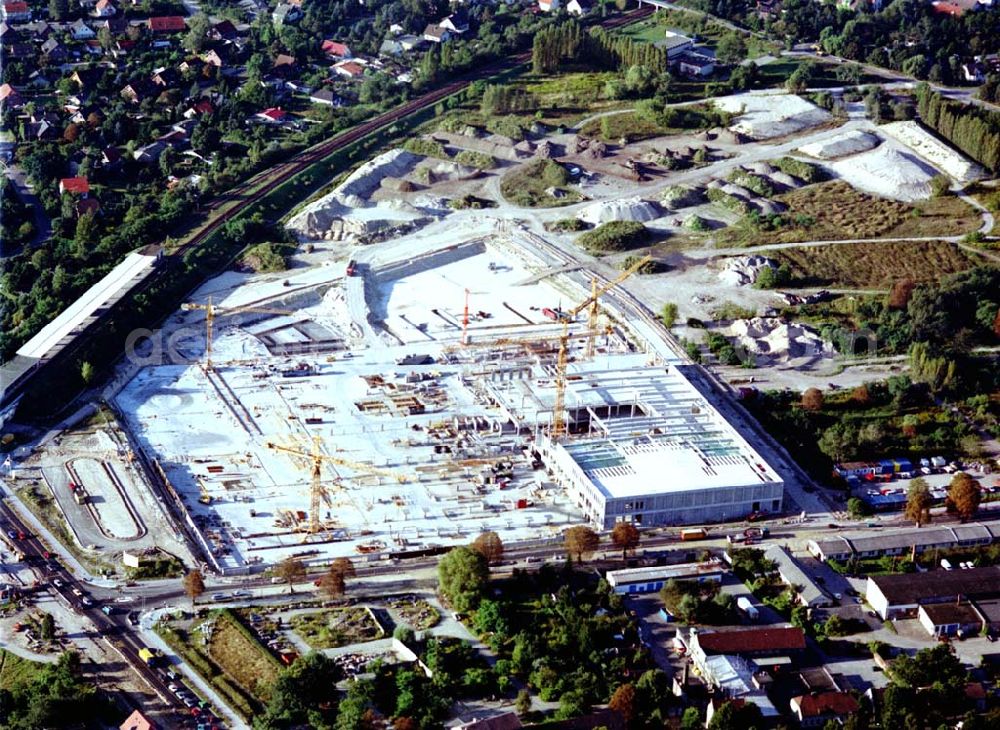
[532, 21, 668, 75]
[916, 84, 1000, 172]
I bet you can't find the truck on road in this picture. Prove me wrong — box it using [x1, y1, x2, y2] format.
[138, 647, 161, 666]
[679, 528, 707, 541]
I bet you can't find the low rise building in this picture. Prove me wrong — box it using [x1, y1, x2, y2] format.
[918, 601, 983, 638]
[764, 545, 831, 608]
[605, 559, 726, 595]
[866, 566, 1000, 619]
[790, 692, 859, 728]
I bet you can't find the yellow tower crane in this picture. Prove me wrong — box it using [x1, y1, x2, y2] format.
[181, 297, 295, 371]
[265, 439, 410, 536]
[551, 254, 652, 439]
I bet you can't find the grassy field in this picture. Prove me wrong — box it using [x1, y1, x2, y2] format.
[0, 650, 43, 690]
[291, 607, 385, 650]
[577, 104, 725, 142]
[388, 597, 441, 631]
[500, 159, 583, 207]
[156, 610, 281, 719]
[716, 181, 981, 247]
[207, 612, 282, 703]
[774, 240, 972, 288]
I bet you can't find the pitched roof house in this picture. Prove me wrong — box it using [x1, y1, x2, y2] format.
[321, 39, 352, 58]
[148, 15, 186, 33]
[59, 177, 91, 196]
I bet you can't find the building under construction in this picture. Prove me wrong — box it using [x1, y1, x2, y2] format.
[108, 230, 785, 572]
[485, 355, 784, 528]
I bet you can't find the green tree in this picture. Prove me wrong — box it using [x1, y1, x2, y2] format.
[709, 699, 764, 729]
[847, 497, 871, 520]
[904, 477, 932, 527]
[48, 0, 69, 19]
[40, 612, 55, 642]
[948, 472, 981, 521]
[183, 13, 211, 54]
[661, 302, 678, 328]
[257, 652, 342, 729]
[564, 525, 600, 561]
[438, 546, 489, 613]
[611, 521, 640, 561]
[80, 361, 95, 385]
[716, 33, 747, 64]
[515, 688, 532, 716]
[681, 707, 702, 730]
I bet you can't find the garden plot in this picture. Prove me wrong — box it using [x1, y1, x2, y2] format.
[713, 94, 832, 140]
[291, 607, 386, 650]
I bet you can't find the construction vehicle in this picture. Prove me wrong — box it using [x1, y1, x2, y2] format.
[266, 438, 409, 536]
[550, 255, 652, 438]
[181, 297, 294, 371]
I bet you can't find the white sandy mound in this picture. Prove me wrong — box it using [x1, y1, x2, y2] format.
[719, 255, 778, 287]
[881, 121, 987, 183]
[714, 94, 832, 140]
[798, 130, 881, 160]
[287, 196, 427, 241]
[417, 159, 478, 183]
[767, 171, 802, 189]
[334, 149, 422, 202]
[577, 197, 659, 225]
[829, 146, 935, 202]
[730, 317, 833, 359]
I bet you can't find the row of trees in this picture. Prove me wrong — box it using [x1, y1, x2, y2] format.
[902, 472, 983, 526]
[916, 84, 1000, 172]
[531, 22, 668, 75]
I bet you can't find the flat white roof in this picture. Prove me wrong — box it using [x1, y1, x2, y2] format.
[489, 355, 782, 499]
[17, 250, 157, 360]
[606, 559, 726, 586]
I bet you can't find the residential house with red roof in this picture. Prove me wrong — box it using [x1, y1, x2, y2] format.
[321, 39, 352, 58]
[1, 2, 30, 22]
[332, 60, 365, 79]
[790, 692, 859, 727]
[59, 177, 91, 197]
[256, 107, 289, 124]
[148, 16, 186, 33]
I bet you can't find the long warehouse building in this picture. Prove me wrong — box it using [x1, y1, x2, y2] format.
[485, 355, 784, 528]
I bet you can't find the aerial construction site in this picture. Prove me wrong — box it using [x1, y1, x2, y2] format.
[103, 205, 783, 573]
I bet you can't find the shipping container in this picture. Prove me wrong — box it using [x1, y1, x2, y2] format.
[679, 528, 707, 541]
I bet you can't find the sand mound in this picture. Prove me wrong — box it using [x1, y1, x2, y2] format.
[830, 146, 935, 202]
[417, 159, 478, 183]
[767, 171, 801, 189]
[719, 255, 779, 287]
[730, 317, 833, 359]
[577, 197, 660, 225]
[798, 130, 881, 160]
[335, 149, 422, 202]
[714, 94, 832, 140]
[744, 161, 775, 176]
[881, 121, 987, 183]
[287, 196, 429, 242]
